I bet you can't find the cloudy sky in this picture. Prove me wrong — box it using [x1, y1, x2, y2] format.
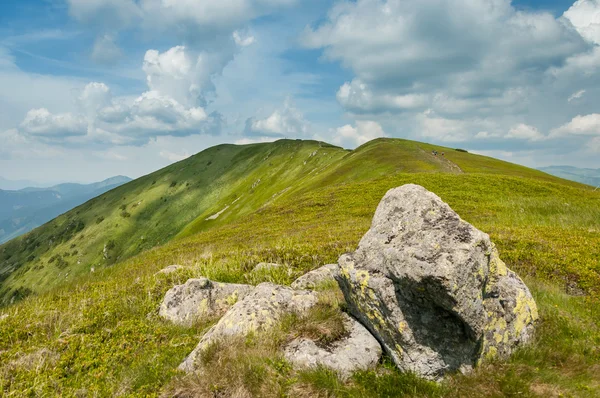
[1, 0, 599, 184]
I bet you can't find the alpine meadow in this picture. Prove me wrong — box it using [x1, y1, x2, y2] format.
[1, 138, 599, 397]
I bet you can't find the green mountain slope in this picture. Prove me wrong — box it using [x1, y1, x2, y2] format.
[0, 176, 131, 245]
[0, 138, 599, 396]
[0, 139, 589, 304]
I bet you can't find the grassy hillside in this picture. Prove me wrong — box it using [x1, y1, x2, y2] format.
[0, 138, 599, 397]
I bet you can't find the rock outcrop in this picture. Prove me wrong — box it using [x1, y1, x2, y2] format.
[179, 282, 318, 372]
[284, 313, 382, 379]
[291, 264, 339, 290]
[337, 184, 538, 380]
[159, 278, 253, 327]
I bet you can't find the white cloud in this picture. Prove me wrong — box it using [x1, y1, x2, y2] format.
[20, 108, 87, 138]
[551, 113, 600, 137]
[332, 120, 386, 147]
[505, 123, 545, 141]
[302, 0, 600, 146]
[246, 98, 309, 137]
[12, 46, 225, 147]
[568, 89, 586, 102]
[337, 79, 428, 113]
[91, 34, 122, 65]
[233, 31, 256, 47]
[564, 0, 600, 45]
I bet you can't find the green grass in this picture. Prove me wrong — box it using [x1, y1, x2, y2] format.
[0, 138, 599, 396]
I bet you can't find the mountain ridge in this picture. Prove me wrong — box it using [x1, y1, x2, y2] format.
[0, 176, 132, 245]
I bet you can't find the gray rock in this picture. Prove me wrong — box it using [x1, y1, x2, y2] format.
[337, 184, 538, 380]
[291, 264, 339, 290]
[252, 262, 282, 272]
[159, 278, 253, 327]
[156, 264, 184, 275]
[284, 313, 382, 379]
[179, 282, 318, 372]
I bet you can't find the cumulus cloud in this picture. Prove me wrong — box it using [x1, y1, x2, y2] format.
[20, 108, 87, 138]
[302, 0, 600, 146]
[564, 0, 600, 45]
[12, 45, 226, 147]
[245, 99, 309, 137]
[505, 123, 545, 141]
[551, 113, 600, 137]
[337, 79, 429, 114]
[332, 120, 387, 147]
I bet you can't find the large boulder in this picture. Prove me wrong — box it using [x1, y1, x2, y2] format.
[337, 184, 538, 380]
[284, 313, 382, 379]
[291, 264, 339, 290]
[179, 282, 318, 372]
[159, 278, 253, 327]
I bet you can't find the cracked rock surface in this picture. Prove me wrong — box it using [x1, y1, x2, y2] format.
[284, 313, 381, 379]
[291, 264, 339, 290]
[179, 282, 318, 372]
[337, 184, 538, 380]
[159, 278, 253, 327]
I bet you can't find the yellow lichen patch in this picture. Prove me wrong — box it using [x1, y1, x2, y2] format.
[513, 290, 538, 337]
[356, 270, 370, 297]
[398, 321, 408, 333]
[394, 343, 404, 358]
[486, 346, 498, 360]
[198, 298, 209, 314]
[225, 292, 239, 306]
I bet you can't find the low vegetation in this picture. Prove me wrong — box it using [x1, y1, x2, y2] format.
[0, 138, 599, 396]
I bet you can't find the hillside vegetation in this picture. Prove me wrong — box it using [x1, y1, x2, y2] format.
[0, 176, 131, 245]
[0, 138, 599, 397]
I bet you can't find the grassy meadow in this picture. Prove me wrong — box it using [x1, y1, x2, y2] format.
[0, 138, 599, 397]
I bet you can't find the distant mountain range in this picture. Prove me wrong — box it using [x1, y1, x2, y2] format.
[0, 177, 45, 191]
[0, 176, 131, 244]
[538, 166, 600, 188]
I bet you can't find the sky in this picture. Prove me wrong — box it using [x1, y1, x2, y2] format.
[0, 0, 599, 184]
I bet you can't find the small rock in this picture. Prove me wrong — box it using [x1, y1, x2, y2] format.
[156, 264, 184, 275]
[252, 262, 282, 272]
[291, 264, 339, 290]
[284, 313, 382, 379]
[179, 282, 318, 372]
[159, 278, 253, 327]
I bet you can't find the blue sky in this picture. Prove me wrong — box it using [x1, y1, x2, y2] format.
[1, 0, 599, 184]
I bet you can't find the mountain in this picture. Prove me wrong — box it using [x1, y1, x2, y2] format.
[0, 176, 131, 244]
[539, 165, 600, 187]
[0, 138, 598, 397]
[0, 176, 44, 191]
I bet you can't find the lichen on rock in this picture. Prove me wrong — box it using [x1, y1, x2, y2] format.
[179, 282, 318, 373]
[284, 313, 382, 379]
[159, 278, 253, 327]
[336, 184, 538, 380]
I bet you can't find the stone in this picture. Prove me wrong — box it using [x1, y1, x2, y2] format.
[179, 282, 318, 372]
[337, 184, 538, 380]
[156, 264, 184, 275]
[252, 262, 282, 272]
[291, 264, 339, 290]
[284, 313, 382, 379]
[159, 278, 253, 327]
